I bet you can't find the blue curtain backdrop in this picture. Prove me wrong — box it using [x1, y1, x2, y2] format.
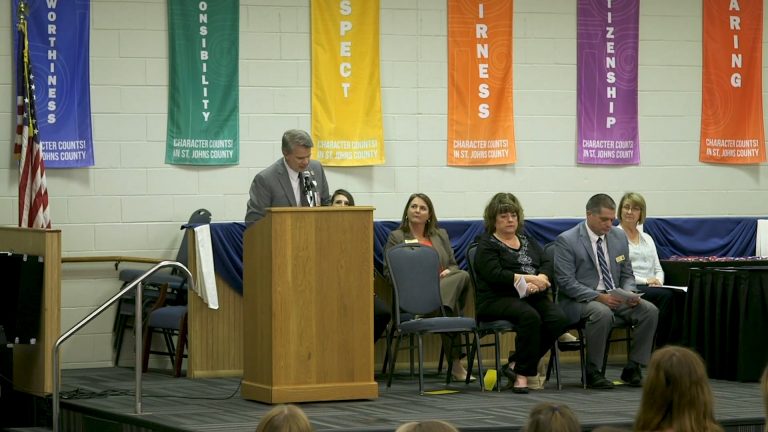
[205, 217, 762, 294]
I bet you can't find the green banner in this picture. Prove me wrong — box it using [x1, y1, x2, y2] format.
[166, 0, 239, 165]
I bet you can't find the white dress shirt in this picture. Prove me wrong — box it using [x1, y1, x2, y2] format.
[619, 225, 665, 284]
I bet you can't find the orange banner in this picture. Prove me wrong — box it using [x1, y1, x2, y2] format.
[448, 0, 515, 166]
[700, 0, 765, 164]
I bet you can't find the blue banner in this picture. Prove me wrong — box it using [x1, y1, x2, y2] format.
[12, 0, 94, 168]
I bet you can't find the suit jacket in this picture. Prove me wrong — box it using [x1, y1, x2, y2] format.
[244, 158, 330, 224]
[554, 222, 636, 324]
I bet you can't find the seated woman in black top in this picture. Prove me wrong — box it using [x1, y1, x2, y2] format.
[474, 193, 569, 393]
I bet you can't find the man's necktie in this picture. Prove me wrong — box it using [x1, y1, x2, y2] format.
[596, 237, 615, 291]
[298, 174, 309, 207]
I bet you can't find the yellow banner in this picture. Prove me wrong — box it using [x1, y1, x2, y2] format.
[311, 0, 385, 166]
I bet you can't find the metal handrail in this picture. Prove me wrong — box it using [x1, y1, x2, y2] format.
[52, 260, 194, 432]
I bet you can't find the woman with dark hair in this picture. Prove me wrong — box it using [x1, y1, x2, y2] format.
[331, 189, 354, 206]
[634, 346, 723, 432]
[384, 193, 473, 381]
[474, 193, 568, 393]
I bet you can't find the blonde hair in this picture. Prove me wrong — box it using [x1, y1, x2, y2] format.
[618, 192, 647, 224]
[256, 405, 313, 432]
[395, 420, 459, 432]
[525, 403, 580, 432]
[634, 346, 723, 432]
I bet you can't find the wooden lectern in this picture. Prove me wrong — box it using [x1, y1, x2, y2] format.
[241, 207, 378, 403]
[0, 227, 61, 396]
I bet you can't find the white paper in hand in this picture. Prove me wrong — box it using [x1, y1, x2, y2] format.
[515, 276, 529, 298]
[609, 288, 644, 301]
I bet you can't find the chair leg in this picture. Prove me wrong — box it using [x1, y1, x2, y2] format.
[465, 334, 477, 382]
[601, 328, 614, 376]
[162, 330, 176, 364]
[381, 322, 394, 375]
[579, 331, 587, 389]
[409, 334, 415, 376]
[473, 331, 484, 392]
[386, 335, 402, 388]
[417, 335, 425, 395]
[552, 344, 562, 390]
[437, 345, 445, 375]
[173, 315, 188, 377]
[113, 315, 128, 367]
[494, 331, 502, 391]
[142, 326, 152, 373]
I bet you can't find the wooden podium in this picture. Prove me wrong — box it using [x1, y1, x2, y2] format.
[0, 227, 61, 396]
[241, 207, 378, 403]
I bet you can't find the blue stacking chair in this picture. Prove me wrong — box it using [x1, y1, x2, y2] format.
[384, 243, 484, 395]
[113, 209, 211, 369]
[464, 243, 517, 391]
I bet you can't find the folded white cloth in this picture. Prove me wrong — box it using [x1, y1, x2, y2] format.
[193, 224, 219, 309]
[757, 220, 768, 257]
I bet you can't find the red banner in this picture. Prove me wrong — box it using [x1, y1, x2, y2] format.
[448, 0, 515, 166]
[700, 0, 765, 164]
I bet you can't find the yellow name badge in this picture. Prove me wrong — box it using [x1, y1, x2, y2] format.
[404, 239, 419, 244]
[616, 255, 625, 263]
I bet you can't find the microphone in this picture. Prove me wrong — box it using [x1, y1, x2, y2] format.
[300, 171, 317, 207]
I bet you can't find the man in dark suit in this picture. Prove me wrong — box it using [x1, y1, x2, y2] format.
[554, 193, 658, 389]
[245, 129, 331, 224]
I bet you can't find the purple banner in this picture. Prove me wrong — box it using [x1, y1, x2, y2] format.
[13, 0, 94, 168]
[577, 0, 639, 165]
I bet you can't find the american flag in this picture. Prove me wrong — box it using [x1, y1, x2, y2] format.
[16, 5, 51, 229]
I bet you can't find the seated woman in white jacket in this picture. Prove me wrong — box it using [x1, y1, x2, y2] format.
[617, 192, 674, 347]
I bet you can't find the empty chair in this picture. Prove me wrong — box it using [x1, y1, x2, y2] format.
[142, 284, 188, 377]
[384, 243, 484, 394]
[112, 209, 211, 366]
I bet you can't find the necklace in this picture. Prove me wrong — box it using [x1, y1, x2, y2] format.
[494, 233, 520, 249]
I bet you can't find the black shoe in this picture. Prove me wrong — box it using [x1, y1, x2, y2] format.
[586, 371, 615, 389]
[501, 363, 529, 393]
[620, 365, 643, 387]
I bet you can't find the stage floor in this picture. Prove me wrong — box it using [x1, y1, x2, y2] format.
[58, 363, 765, 432]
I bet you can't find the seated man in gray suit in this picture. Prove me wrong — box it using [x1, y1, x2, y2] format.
[245, 129, 331, 224]
[554, 193, 658, 389]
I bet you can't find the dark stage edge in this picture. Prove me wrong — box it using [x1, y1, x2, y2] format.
[45, 365, 765, 432]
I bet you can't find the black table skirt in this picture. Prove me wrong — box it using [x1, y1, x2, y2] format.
[683, 267, 768, 382]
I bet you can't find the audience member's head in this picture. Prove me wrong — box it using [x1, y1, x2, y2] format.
[331, 189, 355, 206]
[525, 402, 580, 432]
[256, 404, 313, 432]
[482, 192, 524, 234]
[395, 420, 459, 432]
[762, 365, 768, 432]
[634, 346, 723, 432]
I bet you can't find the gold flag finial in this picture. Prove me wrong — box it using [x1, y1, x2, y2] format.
[17, 1, 28, 22]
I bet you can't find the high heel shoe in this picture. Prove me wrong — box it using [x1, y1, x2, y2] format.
[501, 363, 529, 394]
